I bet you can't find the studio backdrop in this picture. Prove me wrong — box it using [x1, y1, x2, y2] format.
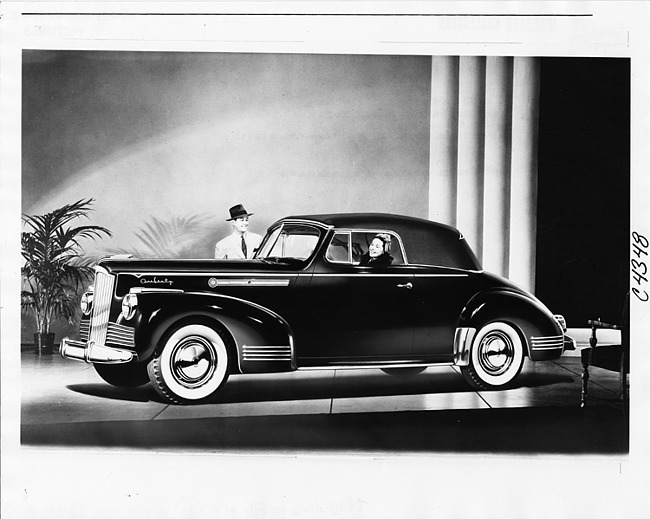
[21, 51, 629, 341]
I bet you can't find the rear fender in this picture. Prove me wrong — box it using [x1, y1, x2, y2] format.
[131, 292, 295, 373]
[459, 289, 562, 360]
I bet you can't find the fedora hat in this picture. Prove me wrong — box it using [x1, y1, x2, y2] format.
[227, 204, 254, 221]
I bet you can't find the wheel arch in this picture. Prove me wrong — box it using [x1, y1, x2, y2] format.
[133, 292, 295, 373]
[150, 313, 239, 373]
[459, 288, 561, 359]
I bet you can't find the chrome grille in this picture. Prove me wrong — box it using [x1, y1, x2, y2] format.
[242, 345, 292, 361]
[88, 267, 115, 349]
[530, 335, 564, 350]
[80, 320, 134, 348]
[80, 320, 90, 341]
[106, 323, 135, 348]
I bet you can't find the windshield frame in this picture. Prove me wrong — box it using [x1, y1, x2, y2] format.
[255, 220, 328, 263]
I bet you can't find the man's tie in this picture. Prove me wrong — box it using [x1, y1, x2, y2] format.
[241, 235, 248, 258]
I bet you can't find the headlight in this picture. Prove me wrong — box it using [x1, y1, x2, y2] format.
[121, 293, 138, 320]
[80, 291, 93, 315]
[553, 314, 567, 332]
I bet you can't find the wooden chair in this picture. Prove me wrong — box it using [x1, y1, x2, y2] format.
[580, 294, 629, 407]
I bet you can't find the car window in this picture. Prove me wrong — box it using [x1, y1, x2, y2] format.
[325, 232, 351, 263]
[257, 223, 322, 261]
[325, 230, 405, 265]
[352, 231, 405, 265]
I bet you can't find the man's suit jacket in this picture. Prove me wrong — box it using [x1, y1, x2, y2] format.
[214, 232, 262, 259]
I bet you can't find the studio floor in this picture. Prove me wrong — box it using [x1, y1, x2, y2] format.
[20, 345, 629, 455]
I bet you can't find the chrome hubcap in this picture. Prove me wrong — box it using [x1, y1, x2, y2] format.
[477, 331, 514, 376]
[170, 335, 217, 389]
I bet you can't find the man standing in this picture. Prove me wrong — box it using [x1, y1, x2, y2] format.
[214, 204, 262, 259]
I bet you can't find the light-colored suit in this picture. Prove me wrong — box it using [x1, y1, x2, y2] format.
[214, 232, 262, 259]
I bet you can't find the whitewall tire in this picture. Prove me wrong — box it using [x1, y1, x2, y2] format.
[461, 322, 524, 390]
[148, 323, 230, 404]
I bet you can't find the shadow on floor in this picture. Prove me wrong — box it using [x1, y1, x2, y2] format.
[65, 383, 162, 403]
[64, 369, 576, 405]
[21, 404, 628, 454]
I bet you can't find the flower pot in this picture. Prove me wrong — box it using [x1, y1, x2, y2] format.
[34, 332, 55, 355]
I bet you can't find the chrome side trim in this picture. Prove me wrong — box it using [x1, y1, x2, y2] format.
[242, 345, 292, 361]
[211, 279, 291, 287]
[408, 264, 483, 273]
[311, 273, 467, 278]
[530, 335, 564, 350]
[297, 362, 454, 371]
[409, 273, 469, 278]
[60, 337, 135, 364]
[129, 287, 184, 294]
[453, 327, 476, 366]
[129, 272, 299, 278]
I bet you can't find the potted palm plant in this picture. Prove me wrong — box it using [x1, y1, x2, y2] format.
[21, 198, 112, 355]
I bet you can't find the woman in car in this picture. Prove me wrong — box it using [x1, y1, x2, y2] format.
[359, 233, 394, 267]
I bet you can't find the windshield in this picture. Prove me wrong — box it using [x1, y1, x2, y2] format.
[256, 223, 323, 262]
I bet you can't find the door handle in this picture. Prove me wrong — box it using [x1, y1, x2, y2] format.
[397, 282, 413, 290]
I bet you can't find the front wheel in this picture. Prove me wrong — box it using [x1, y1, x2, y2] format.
[460, 322, 524, 390]
[147, 323, 230, 405]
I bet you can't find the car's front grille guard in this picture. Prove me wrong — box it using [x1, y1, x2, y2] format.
[87, 267, 115, 349]
[81, 321, 135, 348]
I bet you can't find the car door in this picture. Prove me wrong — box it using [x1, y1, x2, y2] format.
[410, 265, 476, 361]
[293, 230, 416, 367]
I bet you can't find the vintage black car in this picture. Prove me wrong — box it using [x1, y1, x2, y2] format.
[61, 213, 574, 404]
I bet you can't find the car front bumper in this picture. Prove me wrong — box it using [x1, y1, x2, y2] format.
[60, 337, 135, 364]
[563, 334, 576, 351]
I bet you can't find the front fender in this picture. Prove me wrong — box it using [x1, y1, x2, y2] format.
[459, 288, 563, 360]
[129, 291, 295, 373]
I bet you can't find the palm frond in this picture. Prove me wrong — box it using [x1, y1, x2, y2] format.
[21, 198, 112, 334]
[132, 212, 213, 258]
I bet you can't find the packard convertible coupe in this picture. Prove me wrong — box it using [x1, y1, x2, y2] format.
[61, 213, 574, 404]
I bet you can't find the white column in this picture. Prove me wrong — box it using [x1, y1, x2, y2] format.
[428, 56, 459, 227]
[456, 56, 486, 261]
[483, 57, 513, 278]
[509, 57, 540, 292]
[426, 55, 539, 290]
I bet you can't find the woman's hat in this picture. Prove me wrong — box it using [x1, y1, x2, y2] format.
[227, 204, 254, 221]
[375, 233, 392, 251]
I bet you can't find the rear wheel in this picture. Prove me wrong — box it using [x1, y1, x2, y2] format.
[147, 323, 230, 405]
[461, 322, 524, 390]
[95, 361, 149, 387]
